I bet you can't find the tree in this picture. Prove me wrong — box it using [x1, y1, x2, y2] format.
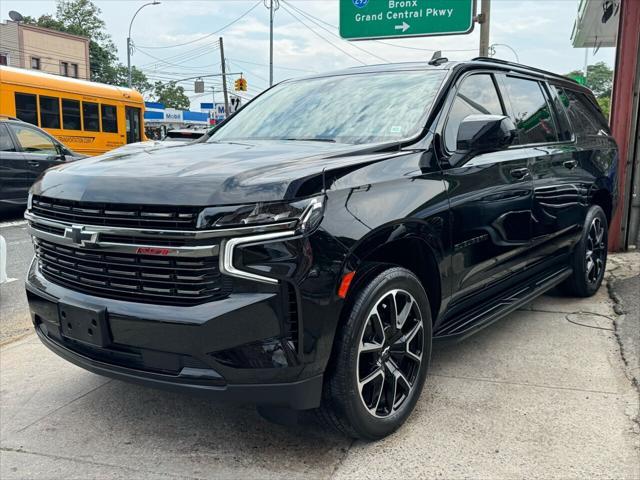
[597, 96, 611, 118]
[565, 62, 613, 98]
[153, 82, 190, 110]
[23, 0, 152, 94]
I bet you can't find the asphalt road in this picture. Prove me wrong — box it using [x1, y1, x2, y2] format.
[0, 209, 32, 345]
[1, 216, 639, 479]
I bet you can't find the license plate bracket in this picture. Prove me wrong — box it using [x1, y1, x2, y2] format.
[58, 299, 109, 347]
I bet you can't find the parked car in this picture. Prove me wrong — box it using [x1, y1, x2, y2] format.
[163, 127, 208, 142]
[0, 117, 84, 212]
[24, 58, 617, 440]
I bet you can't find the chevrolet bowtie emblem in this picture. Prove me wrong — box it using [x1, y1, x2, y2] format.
[63, 225, 99, 247]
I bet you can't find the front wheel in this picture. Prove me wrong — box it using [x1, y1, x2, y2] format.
[562, 205, 608, 297]
[317, 267, 432, 440]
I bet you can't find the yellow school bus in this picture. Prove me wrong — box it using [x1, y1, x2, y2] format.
[0, 66, 145, 156]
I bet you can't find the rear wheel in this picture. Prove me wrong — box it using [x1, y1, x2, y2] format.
[317, 267, 432, 440]
[562, 205, 608, 297]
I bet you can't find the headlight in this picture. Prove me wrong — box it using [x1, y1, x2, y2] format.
[198, 195, 325, 233]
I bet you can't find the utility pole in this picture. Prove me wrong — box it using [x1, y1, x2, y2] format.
[265, 0, 279, 86]
[478, 0, 491, 57]
[219, 37, 230, 118]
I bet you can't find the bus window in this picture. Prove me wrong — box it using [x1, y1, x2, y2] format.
[101, 104, 118, 133]
[82, 102, 100, 131]
[125, 106, 141, 143]
[15, 93, 38, 126]
[62, 99, 81, 130]
[39, 96, 60, 129]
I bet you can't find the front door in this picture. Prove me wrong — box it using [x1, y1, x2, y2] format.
[439, 72, 534, 305]
[0, 123, 26, 205]
[5, 123, 64, 203]
[125, 106, 142, 144]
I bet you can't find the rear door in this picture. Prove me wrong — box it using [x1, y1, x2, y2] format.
[440, 72, 534, 305]
[7, 123, 66, 193]
[0, 123, 26, 205]
[500, 76, 589, 267]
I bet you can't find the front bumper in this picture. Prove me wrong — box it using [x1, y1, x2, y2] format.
[26, 256, 334, 410]
[34, 325, 323, 409]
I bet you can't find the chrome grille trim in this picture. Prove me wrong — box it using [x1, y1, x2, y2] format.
[25, 211, 297, 258]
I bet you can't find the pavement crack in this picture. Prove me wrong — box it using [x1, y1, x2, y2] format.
[15, 379, 113, 433]
[328, 438, 356, 479]
[431, 373, 619, 395]
[606, 275, 640, 429]
[0, 446, 205, 480]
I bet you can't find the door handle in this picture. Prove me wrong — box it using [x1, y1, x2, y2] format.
[563, 160, 578, 170]
[27, 160, 40, 167]
[510, 168, 529, 179]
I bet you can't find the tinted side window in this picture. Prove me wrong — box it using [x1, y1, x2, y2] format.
[82, 102, 100, 132]
[559, 88, 608, 136]
[9, 124, 58, 155]
[0, 124, 16, 152]
[548, 85, 573, 141]
[101, 104, 118, 133]
[15, 93, 38, 126]
[39, 96, 61, 129]
[62, 99, 81, 130]
[444, 74, 503, 151]
[503, 76, 557, 145]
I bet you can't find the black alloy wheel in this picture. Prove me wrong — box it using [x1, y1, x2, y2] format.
[562, 205, 608, 297]
[317, 266, 432, 440]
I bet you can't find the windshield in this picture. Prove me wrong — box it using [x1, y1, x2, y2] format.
[209, 70, 446, 145]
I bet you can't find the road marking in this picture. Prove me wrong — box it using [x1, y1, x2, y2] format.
[1, 277, 17, 284]
[0, 220, 27, 228]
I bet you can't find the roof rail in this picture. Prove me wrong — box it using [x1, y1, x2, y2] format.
[0, 115, 21, 122]
[471, 56, 580, 85]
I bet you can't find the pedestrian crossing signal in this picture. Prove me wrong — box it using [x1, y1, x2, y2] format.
[234, 77, 247, 92]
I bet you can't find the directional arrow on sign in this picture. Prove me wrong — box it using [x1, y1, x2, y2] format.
[394, 22, 410, 32]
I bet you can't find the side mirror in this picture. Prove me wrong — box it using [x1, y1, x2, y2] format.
[456, 114, 516, 155]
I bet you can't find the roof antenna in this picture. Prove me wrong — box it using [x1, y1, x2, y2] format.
[428, 50, 448, 66]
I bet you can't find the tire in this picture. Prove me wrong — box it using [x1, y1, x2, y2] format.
[561, 205, 608, 297]
[317, 266, 432, 440]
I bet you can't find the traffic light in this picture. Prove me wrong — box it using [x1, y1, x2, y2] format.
[234, 77, 247, 92]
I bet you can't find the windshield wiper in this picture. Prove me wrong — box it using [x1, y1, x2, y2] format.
[282, 138, 336, 143]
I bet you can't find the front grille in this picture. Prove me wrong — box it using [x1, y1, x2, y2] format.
[35, 238, 231, 306]
[32, 196, 201, 230]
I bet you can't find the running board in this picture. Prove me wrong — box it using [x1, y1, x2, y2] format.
[433, 266, 573, 342]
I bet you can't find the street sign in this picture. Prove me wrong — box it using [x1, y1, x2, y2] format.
[569, 74, 587, 86]
[339, 0, 475, 41]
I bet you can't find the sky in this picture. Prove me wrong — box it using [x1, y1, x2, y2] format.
[1, 0, 617, 110]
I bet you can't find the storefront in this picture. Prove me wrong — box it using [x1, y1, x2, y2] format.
[573, 0, 640, 249]
[143, 102, 209, 140]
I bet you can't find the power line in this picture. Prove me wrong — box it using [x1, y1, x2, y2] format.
[135, 1, 262, 49]
[281, 0, 389, 63]
[136, 43, 220, 69]
[228, 57, 316, 73]
[278, 3, 367, 65]
[136, 48, 221, 70]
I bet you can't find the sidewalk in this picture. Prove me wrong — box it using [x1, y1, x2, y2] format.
[1, 254, 638, 479]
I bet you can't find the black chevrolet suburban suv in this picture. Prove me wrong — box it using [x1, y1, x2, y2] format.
[25, 58, 617, 440]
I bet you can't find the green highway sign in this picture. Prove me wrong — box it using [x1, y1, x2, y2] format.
[340, 0, 476, 41]
[569, 74, 587, 85]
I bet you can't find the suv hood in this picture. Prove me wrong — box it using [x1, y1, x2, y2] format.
[32, 140, 397, 206]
